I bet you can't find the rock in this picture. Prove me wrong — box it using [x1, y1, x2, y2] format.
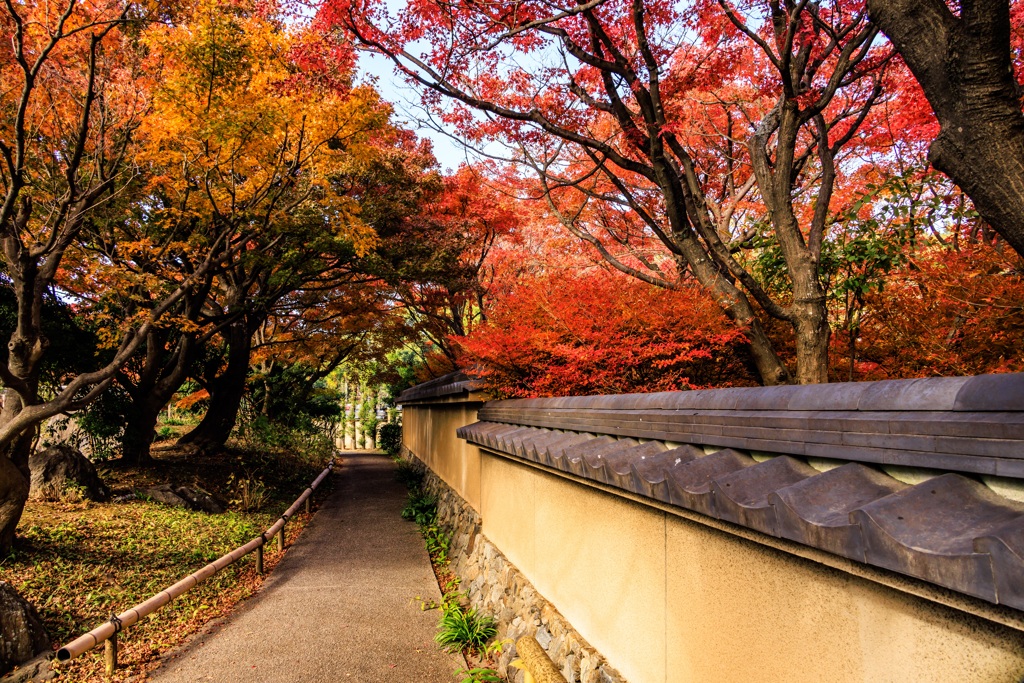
[28, 446, 109, 502]
[580, 654, 597, 683]
[561, 654, 579, 683]
[535, 625, 552, 649]
[0, 653, 54, 682]
[142, 484, 190, 508]
[141, 485, 225, 513]
[173, 486, 225, 514]
[0, 583, 50, 678]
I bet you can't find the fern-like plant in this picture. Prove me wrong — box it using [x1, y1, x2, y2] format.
[434, 601, 498, 654]
[394, 459, 424, 490]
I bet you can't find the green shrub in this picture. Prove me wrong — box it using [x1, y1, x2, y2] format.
[226, 473, 270, 512]
[401, 491, 436, 526]
[423, 523, 450, 564]
[379, 422, 402, 456]
[434, 600, 498, 654]
[394, 459, 424, 490]
[236, 414, 334, 465]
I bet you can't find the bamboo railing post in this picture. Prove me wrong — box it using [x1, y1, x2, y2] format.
[305, 496, 311, 515]
[278, 522, 285, 552]
[256, 543, 264, 574]
[104, 635, 116, 677]
[104, 618, 119, 678]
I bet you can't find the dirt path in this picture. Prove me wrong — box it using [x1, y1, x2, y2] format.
[148, 452, 463, 683]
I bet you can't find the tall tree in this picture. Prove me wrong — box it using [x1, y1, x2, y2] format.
[132, 0, 386, 455]
[330, 0, 897, 385]
[867, 0, 1024, 257]
[361, 164, 521, 370]
[0, 0, 209, 551]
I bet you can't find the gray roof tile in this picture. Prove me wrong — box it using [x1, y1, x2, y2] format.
[769, 463, 906, 561]
[448, 371, 1024, 610]
[711, 456, 817, 535]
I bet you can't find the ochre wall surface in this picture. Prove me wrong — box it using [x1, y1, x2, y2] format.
[403, 403, 1024, 683]
[402, 400, 483, 510]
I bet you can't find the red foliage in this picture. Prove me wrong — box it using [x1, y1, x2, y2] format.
[848, 241, 1024, 379]
[456, 269, 757, 398]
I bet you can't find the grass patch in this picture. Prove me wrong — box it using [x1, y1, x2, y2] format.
[0, 446, 332, 681]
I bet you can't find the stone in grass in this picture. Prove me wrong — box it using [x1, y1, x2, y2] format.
[0, 654, 54, 683]
[173, 486, 226, 514]
[141, 484, 225, 514]
[0, 582, 51, 679]
[28, 446, 109, 502]
[142, 484, 190, 508]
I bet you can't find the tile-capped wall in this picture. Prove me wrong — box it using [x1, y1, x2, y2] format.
[406, 450, 626, 683]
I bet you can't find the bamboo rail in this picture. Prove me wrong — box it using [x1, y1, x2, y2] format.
[56, 459, 335, 670]
[513, 636, 567, 683]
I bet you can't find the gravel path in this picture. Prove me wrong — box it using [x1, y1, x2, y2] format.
[148, 451, 463, 683]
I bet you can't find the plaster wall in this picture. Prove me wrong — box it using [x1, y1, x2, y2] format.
[403, 402, 1024, 682]
[401, 400, 483, 510]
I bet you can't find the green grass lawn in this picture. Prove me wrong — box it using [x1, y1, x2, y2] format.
[0, 448, 330, 681]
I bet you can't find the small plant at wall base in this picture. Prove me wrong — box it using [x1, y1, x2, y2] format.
[457, 667, 503, 683]
[435, 599, 498, 655]
[394, 459, 424, 489]
[401, 490, 437, 526]
[423, 523, 451, 565]
[394, 461, 503, 668]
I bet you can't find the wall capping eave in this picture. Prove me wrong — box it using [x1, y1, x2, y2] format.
[473, 444, 1024, 635]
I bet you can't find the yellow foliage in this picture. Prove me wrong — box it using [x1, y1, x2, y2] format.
[138, 0, 385, 255]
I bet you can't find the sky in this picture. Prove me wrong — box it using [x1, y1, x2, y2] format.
[357, 50, 474, 173]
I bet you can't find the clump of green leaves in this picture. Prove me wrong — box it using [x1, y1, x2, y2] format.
[394, 458, 424, 489]
[423, 523, 450, 565]
[393, 455, 500, 661]
[457, 667, 503, 683]
[401, 490, 437, 526]
[435, 599, 498, 654]
[379, 422, 402, 456]
[226, 472, 270, 512]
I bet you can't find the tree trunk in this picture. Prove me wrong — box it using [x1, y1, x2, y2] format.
[792, 302, 831, 385]
[365, 387, 376, 450]
[0, 390, 35, 554]
[177, 321, 252, 453]
[120, 397, 164, 466]
[786, 245, 831, 385]
[0, 449, 29, 554]
[354, 385, 364, 449]
[868, 0, 1024, 258]
[120, 324, 201, 465]
[674, 241, 793, 386]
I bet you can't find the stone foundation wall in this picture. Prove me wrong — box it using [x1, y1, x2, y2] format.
[405, 449, 625, 683]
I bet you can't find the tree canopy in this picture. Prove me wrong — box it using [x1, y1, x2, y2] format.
[0, 0, 1022, 556]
